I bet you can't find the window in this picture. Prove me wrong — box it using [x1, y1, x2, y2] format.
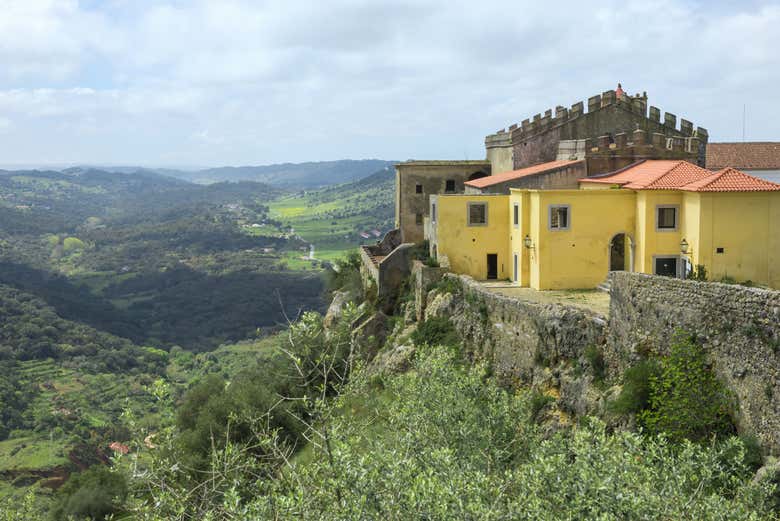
[431, 203, 437, 223]
[548, 205, 570, 230]
[445, 179, 456, 193]
[656, 205, 678, 231]
[415, 213, 423, 225]
[467, 202, 487, 226]
[513, 203, 519, 227]
[654, 256, 679, 277]
[415, 184, 423, 194]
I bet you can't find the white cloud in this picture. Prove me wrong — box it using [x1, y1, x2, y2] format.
[0, 0, 778, 165]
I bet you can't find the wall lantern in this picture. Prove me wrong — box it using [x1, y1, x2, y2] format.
[523, 235, 533, 249]
[680, 238, 689, 255]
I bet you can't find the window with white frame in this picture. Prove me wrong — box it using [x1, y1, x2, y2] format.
[431, 203, 437, 223]
[656, 205, 678, 231]
[467, 202, 487, 226]
[548, 205, 570, 230]
[513, 203, 519, 227]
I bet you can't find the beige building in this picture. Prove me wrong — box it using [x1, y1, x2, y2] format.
[395, 160, 490, 243]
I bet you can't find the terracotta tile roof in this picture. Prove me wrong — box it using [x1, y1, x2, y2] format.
[681, 167, 780, 192]
[465, 159, 582, 188]
[706, 142, 780, 170]
[580, 160, 780, 192]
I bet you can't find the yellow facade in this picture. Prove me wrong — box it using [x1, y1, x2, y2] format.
[429, 194, 509, 280]
[429, 187, 780, 289]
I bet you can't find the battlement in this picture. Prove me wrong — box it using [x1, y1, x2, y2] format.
[485, 88, 707, 145]
[585, 128, 701, 156]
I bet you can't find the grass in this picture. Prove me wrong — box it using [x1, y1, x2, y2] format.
[268, 175, 393, 257]
[0, 437, 69, 471]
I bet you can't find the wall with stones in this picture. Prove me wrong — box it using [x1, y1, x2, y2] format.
[608, 271, 780, 454]
[424, 275, 607, 392]
[395, 161, 492, 243]
[414, 269, 780, 453]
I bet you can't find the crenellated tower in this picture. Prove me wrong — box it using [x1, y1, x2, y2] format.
[485, 87, 708, 174]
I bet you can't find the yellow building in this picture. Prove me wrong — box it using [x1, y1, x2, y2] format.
[428, 160, 780, 289]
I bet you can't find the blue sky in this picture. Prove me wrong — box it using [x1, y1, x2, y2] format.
[0, 0, 778, 168]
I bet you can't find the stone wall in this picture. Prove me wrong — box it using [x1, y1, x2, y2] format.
[423, 275, 606, 390]
[484, 90, 709, 170]
[608, 271, 780, 454]
[411, 260, 447, 321]
[395, 161, 491, 243]
[412, 269, 780, 454]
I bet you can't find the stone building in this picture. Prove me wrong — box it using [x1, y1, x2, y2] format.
[395, 86, 707, 242]
[395, 160, 490, 243]
[366, 85, 712, 305]
[485, 86, 708, 173]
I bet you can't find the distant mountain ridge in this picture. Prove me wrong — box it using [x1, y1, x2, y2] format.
[70, 159, 397, 189]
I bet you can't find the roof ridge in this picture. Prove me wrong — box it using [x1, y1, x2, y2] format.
[635, 160, 687, 189]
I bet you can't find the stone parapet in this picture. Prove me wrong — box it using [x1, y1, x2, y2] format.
[608, 271, 780, 455]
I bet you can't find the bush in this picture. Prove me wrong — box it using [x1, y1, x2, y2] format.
[326, 250, 362, 295]
[583, 345, 606, 383]
[609, 359, 661, 415]
[411, 316, 459, 348]
[129, 346, 779, 520]
[428, 276, 461, 295]
[409, 240, 431, 262]
[639, 332, 735, 442]
[529, 390, 554, 421]
[50, 466, 127, 520]
[690, 264, 708, 281]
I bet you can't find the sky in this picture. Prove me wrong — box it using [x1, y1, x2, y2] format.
[0, 0, 778, 168]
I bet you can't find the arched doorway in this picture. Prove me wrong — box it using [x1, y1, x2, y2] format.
[609, 233, 633, 272]
[468, 171, 489, 181]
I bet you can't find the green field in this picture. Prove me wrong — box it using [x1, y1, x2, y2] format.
[268, 169, 394, 258]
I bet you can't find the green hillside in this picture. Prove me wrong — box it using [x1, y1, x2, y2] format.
[269, 166, 395, 259]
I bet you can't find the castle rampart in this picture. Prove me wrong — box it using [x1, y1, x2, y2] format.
[485, 89, 708, 171]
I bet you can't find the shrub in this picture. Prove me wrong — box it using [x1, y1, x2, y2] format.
[583, 345, 606, 383]
[529, 390, 554, 421]
[736, 434, 764, 472]
[609, 359, 661, 415]
[690, 264, 708, 281]
[409, 240, 431, 262]
[428, 277, 463, 295]
[428, 276, 461, 295]
[50, 466, 127, 521]
[326, 250, 362, 296]
[411, 316, 459, 348]
[639, 332, 735, 442]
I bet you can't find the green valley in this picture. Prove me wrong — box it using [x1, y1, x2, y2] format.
[0, 163, 382, 507]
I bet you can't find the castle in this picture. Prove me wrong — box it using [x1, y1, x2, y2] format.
[364, 86, 779, 306]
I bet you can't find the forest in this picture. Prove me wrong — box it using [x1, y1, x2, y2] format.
[0, 164, 394, 509]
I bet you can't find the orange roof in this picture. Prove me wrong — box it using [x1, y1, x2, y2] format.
[581, 160, 780, 192]
[706, 142, 780, 170]
[681, 167, 780, 192]
[465, 159, 582, 188]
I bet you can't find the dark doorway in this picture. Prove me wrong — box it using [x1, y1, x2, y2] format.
[487, 254, 498, 280]
[654, 257, 678, 277]
[609, 233, 626, 271]
[468, 171, 489, 181]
